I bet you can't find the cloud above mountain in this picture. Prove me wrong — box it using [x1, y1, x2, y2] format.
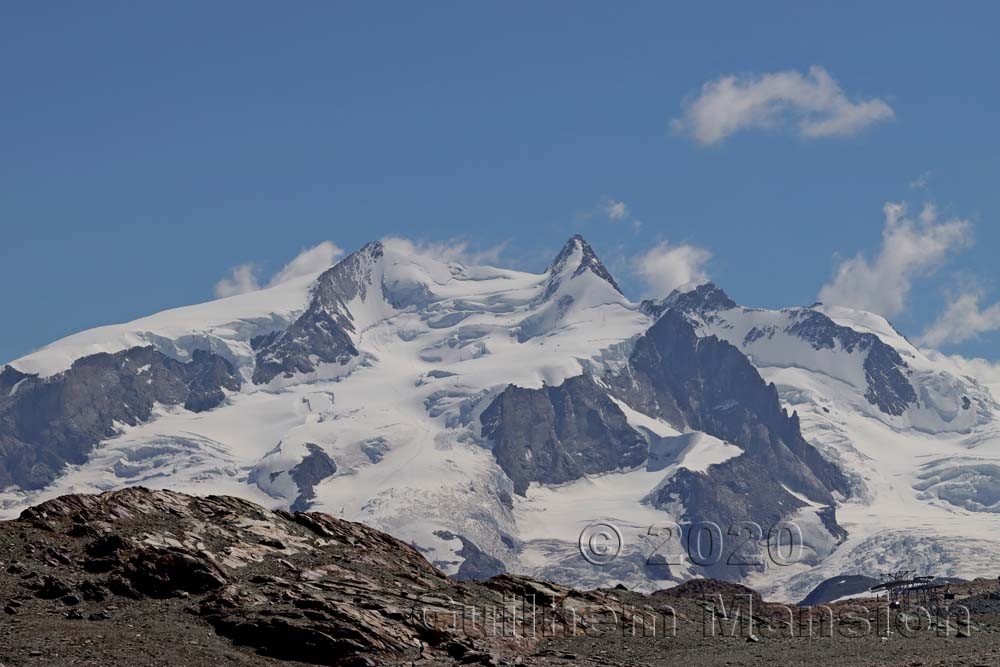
[269, 241, 344, 285]
[382, 237, 508, 266]
[214, 241, 344, 298]
[672, 66, 894, 145]
[213, 264, 261, 298]
[920, 292, 1000, 347]
[818, 202, 972, 318]
[631, 240, 712, 298]
[601, 199, 628, 222]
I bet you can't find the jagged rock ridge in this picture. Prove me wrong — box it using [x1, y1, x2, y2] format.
[251, 242, 385, 384]
[648, 282, 919, 417]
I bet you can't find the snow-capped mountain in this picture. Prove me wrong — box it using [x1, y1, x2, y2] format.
[3, 236, 999, 601]
[646, 283, 1000, 599]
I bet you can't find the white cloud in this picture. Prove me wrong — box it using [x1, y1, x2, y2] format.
[213, 264, 261, 298]
[381, 236, 508, 266]
[672, 66, 894, 146]
[601, 199, 628, 222]
[213, 241, 343, 299]
[632, 241, 712, 298]
[818, 202, 972, 317]
[910, 170, 932, 190]
[920, 291, 1000, 347]
[268, 241, 344, 286]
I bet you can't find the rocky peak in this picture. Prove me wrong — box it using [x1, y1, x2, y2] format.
[250, 242, 386, 384]
[642, 282, 737, 320]
[312, 240, 385, 319]
[544, 234, 623, 297]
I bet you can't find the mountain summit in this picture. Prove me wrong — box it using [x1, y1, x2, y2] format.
[546, 234, 623, 295]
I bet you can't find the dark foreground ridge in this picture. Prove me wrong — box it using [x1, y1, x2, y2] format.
[2, 488, 1000, 666]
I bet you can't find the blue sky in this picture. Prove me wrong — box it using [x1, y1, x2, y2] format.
[2, 2, 999, 364]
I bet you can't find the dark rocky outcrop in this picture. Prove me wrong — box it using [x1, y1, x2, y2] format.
[0, 365, 31, 396]
[289, 443, 338, 512]
[611, 310, 848, 504]
[360, 436, 390, 463]
[0, 347, 240, 490]
[655, 577, 763, 607]
[607, 310, 849, 577]
[480, 375, 647, 495]
[183, 349, 244, 412]
[798, 575, 881, 606]
[434, 530, 506, 580]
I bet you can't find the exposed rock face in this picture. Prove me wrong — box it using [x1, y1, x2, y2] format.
[252, 242, 385, 384]
[797, 575, 881, 606]
[289, 443, 338, 512]
[480, 375, 647, 495]
[654, 577, 763, 607]
[0, 347, 239, 490]
[6, 488, 451, 664]
[860, 341, 918, 416]
[608, 310, 849, 576]
[0, 365, 31, 396]
[184, 349, 245, 411]
[612, 310, 847, 503]
[434, 530, 507, 580]
[360, 436, 390, 463]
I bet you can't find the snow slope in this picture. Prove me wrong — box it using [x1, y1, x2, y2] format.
[11, 273, 318, 380]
